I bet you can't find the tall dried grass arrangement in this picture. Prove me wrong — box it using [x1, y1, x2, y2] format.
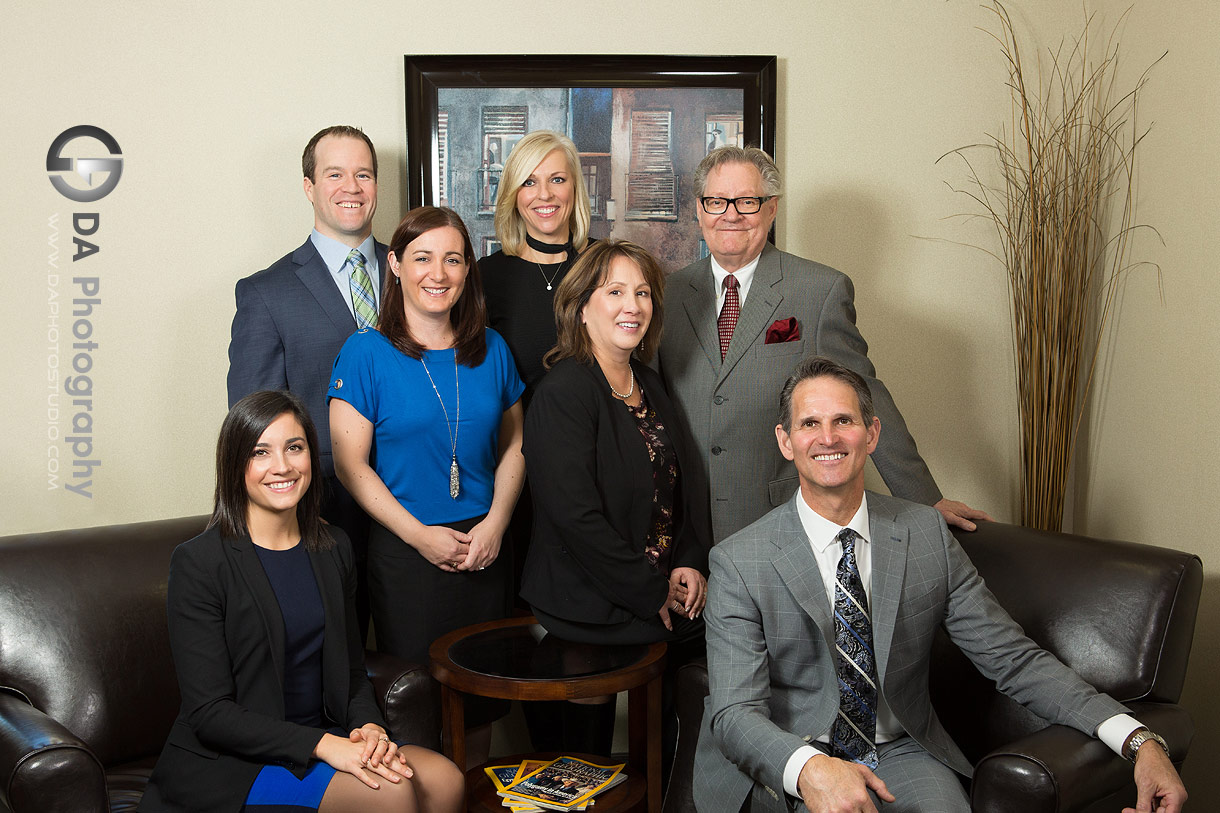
[941, 2, 1161, 530]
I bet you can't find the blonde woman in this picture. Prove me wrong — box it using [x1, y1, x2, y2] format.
[481, 129, 593, 404]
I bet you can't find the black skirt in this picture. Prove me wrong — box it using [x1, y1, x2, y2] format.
[367, 515, 511, 726]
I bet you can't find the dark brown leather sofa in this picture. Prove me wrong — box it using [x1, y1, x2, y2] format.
[664, 521, 1202, 813]
[0, 516, 440, 813]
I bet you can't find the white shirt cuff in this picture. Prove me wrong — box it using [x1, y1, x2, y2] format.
[1097, 713, 1143, 757]
[783, 745, 824, 797]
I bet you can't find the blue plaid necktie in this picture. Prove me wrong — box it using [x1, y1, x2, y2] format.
[347, 249, 377, 329]
[830, 528, 879, 769]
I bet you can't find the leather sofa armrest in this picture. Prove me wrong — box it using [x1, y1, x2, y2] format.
[0, 692, 107, 813]
[970, 703, 1193, 813]
[364, 651, 441, 751]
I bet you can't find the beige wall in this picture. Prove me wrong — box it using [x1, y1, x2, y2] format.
[5, 0, 1217, 800]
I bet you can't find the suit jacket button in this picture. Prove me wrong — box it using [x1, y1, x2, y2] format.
[713, 395, 725, 405]
[711, 446, 723, 455]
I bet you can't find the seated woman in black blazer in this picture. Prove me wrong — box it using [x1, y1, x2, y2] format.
[520, 240, 711, 759]
[140, 391, 462, 813]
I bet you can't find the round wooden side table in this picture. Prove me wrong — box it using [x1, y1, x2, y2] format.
[429, 616, 666, 812]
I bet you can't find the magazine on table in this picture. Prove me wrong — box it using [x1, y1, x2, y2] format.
[484, 760, 588, 811]
[485, 763, 524, 793]
[515, 759, 550, 782]
[496, 756, 626, 811]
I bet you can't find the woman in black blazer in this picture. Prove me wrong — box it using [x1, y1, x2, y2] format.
[520, 240, 710, 759]
[140, 391, 462, 813]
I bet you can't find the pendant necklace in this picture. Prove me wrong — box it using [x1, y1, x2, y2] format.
[525, 233, 573, 291]
[536, 262, 562, 291]
[420, 350, 461, 499]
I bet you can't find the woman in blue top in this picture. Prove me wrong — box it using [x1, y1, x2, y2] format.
[141, 390, 462, 813]
[330, 206, 525, 765]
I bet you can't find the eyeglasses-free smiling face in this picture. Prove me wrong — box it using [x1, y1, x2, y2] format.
[303, 135, 377, 247]
[696, 160, 778, 272]
[776, 375, 880, 507]
[516, 148, 574, 243]
[388, 225, 469, 324]
[581, 256, 653, 363]
[245, 412, 312, 522]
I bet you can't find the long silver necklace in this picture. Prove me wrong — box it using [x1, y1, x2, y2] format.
[608, 365, 635, 400]
[420, 350, 460, 499]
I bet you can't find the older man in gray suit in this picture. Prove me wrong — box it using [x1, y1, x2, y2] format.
[227, 125, 384, 629]
[693, 357, 1186, 813]
[658, 147, 987, 543]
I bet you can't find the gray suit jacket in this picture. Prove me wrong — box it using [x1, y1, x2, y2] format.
[657, 244, 940, 543]
[226, 237, 386, 480]
[693, 492, 1128, 812]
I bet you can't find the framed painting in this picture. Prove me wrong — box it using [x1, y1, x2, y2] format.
[404, 55, 777, 271]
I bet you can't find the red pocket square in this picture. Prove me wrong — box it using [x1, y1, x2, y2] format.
[765, 317, 801, 344]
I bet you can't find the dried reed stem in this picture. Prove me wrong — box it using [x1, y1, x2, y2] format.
[940, 2, 1161, 530]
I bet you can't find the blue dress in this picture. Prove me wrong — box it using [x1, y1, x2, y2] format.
[245, 542, 334, 810]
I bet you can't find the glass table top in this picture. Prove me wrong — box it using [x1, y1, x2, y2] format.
[446, 622, 650, 680]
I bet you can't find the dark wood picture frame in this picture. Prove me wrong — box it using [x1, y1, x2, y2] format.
[404, 55, 777, 269]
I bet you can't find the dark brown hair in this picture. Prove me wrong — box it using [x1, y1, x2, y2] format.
[302, 125, 378, 182]
[208, 390, 332, 551]
[778, 357, 876, 433]
[379, 206, 487, 366]
[544, 240, 665, 368]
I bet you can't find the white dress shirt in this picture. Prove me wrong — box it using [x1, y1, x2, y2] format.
[710, 252, 761, 314]
[781, 493, 1142, 797]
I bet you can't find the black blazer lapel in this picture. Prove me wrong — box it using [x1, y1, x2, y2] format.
[228, 536, 287, 692]
[309, 546, 350, 727]
[598, 362, 655, 544]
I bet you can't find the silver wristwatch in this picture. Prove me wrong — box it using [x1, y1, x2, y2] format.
[1124, 727, 1170, 762]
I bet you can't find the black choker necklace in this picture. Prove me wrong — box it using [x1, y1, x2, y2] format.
[526, 233, 572, 256]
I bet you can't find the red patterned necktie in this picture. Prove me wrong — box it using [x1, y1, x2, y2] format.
[717, 273, 740, 360]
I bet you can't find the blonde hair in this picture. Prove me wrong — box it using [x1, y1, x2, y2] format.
[493, 130, 591, 257]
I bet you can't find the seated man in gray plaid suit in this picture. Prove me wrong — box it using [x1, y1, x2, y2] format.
[694, 357, 1186, 813]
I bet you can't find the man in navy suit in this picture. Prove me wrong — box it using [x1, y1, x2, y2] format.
[226, 125, 385, 632]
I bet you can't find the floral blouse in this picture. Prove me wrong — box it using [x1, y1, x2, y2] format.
[625, 389, 679, 573]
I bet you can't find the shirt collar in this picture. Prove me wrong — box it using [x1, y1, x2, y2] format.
[795, 491, 871, 554]
[710, 251, 761, 295]
[310, 229, 378, 278]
